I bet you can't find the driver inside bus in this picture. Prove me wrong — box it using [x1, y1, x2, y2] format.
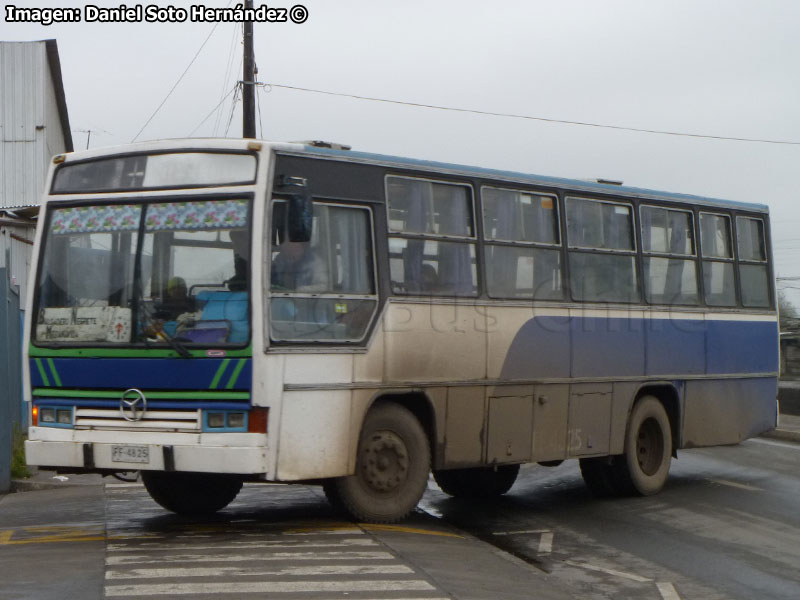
[154, 276, 196, 321]
[271, 239, 329, 292]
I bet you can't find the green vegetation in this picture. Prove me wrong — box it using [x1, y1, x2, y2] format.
[10, 425, 30, 479]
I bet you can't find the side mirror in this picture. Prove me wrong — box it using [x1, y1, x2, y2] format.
[278, 175, 313, 243]
[287, 191, 312, 243]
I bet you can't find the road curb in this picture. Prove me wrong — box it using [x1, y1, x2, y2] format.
[10, 476, 103, 493]
[760, 428, 800, 444]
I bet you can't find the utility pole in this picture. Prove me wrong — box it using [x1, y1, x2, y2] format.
[242, 0, 256, 139]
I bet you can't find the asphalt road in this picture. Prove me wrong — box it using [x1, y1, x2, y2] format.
[421, 437, 800, 599]
[2, 437, 799, 599]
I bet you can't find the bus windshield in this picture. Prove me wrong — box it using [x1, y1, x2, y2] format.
[34, 198, 250, 347]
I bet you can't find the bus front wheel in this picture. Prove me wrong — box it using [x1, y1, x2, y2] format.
[325, 403, 430, 523]
[142, 471, 243, 516]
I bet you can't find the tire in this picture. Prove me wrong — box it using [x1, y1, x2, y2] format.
[617, 396, 673, 496]
[433, 464, 520, 498]
[579, 457, 621, 497]
[112, 470, 140, 483]
[142, 471, 243, 516]
[321, 479, 345, 513]
[326, 403, 430, 523]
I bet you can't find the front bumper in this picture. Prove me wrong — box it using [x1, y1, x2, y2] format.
[26, 439, 270, 475]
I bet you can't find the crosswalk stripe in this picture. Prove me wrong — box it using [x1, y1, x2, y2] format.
[106, 550, 395, 565]
[107, 538, 377, 552]
[105, 579, 437, 596]
[106, 564, 415, 579]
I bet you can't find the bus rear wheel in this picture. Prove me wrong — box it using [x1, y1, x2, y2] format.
[433, 464, 520, 498]
[580, 396, 672, 497]
[620, 396, 673, 495]
[325, 403, 430, 523]
[142, 471, 243, 516]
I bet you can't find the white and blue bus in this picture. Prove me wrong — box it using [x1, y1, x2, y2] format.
[25, 139, 778, 522]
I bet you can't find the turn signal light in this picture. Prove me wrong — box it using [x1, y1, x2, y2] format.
[248, 408, 268, 433]
[32, 406, 39, 426]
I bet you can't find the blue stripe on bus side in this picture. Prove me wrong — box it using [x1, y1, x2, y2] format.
[28, 358, 252, 390]
[500, 317, 777, 380]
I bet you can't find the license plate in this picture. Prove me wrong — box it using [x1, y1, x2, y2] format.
[111, 445, 150, 464]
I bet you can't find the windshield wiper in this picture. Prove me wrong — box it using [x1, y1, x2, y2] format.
[155, 329, 192, 359]
[137, 293, 192, 358]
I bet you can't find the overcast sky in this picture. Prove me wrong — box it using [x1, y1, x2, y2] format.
[4, 0, 800, 303]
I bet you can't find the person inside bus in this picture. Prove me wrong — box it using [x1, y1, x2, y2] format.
[271, 239, 329, 292]
[225, 229, 249, 292]
[154, 276, 196, 321]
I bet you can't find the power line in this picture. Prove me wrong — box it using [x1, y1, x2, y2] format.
[262, 82, 800, 146]
[214, 21, 241, 136]
[132, 16, 227, 142]
[224, 83, 242, 137]
[256, 67, 264, 138]
[187, 84, 239, 137]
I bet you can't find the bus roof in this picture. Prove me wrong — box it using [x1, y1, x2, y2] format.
[297, 143, 769, 214]
[52, 138, 769, 214]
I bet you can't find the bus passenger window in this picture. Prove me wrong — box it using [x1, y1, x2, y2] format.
[640, 206, 698, 305]
[700, 213, 736, 307]
[386, 176, 477, 297]
[482, 187, 562, 300]
[737, 216, 770, 308]
[566, 198, 639, 303]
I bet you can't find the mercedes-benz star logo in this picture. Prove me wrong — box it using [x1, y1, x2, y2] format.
[120, 388, 147, 422]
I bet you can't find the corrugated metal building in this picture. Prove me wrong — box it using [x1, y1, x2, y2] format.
[1, 39, 74, 306]
[1, 39, 73, 491]
[1, 39, 73, 307]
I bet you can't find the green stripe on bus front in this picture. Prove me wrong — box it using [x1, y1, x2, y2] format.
[28, 345, 252, 358]
[225, 359, 247, 390]
[209, 359, 231, 389]
[32, 389, 249, 400]
[46, 358, 62, 387]
[34, 359, 50, 387]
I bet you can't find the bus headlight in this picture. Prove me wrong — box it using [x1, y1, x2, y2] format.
[36, 406, 73, 427]
[227, 412, 245, 428]
[207, 412, 225, 428]
[203, 410, 249, 432]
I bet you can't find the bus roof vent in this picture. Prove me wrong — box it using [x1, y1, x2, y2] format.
[299, 140, 352, 151]
[595, 178, 624, 186]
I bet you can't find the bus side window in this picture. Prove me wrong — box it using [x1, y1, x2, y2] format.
[640, 206, 698, 305]
[386, 177, 477, 297]
[700, 213, 736, 307]
[736, 216, 770, 308]
[482, 187, 562, 300]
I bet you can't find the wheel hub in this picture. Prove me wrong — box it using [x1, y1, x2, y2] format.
[360, 430, 409, 492]
[636, 417, 664, 476]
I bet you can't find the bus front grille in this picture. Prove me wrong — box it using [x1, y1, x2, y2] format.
[74, 408, 202, 431]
